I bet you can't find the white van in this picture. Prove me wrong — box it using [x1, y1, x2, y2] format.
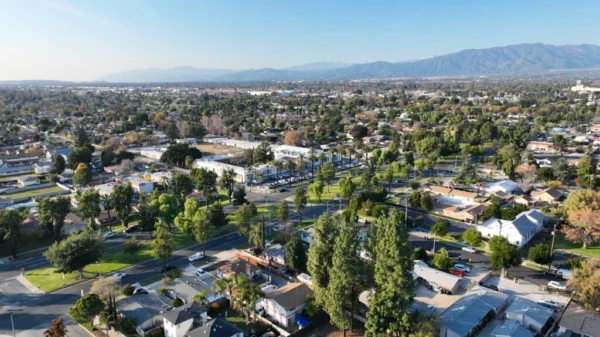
[297, 273, 313, 286]
[261, 285, 278, 294]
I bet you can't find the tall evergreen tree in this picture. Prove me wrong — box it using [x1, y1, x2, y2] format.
[151, 223, 172, 270]
[366, 209, 415, 337]
[307, 214, 338, 305]
[324, 220, 359, 333]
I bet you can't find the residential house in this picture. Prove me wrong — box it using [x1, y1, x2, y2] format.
[487, 180, 518, 194]
[558, 302, 600, 337]
[264, 244, 286, 266]
[413, 260, 461, 294]
[0, 196, 15, 209]
[185, 317, 244, 337]
[426, 185, 478, 205]
[214, 258, 261, 279]
[491, 320, 534, 337]
[46, 148, 73, 160]
[439, 286, 509, 337]
[505, 297, 553, 333]
[530, 188, 563, 204]
[92, 182, 119, 197]
[163, 301, 208, 337]
[117, 292, 172, 337]
[16, 176, 40, 187]
[478, 210, 546, 247]
[175, 138, 198, 145]
[527, 141, 557, 153]
[124, 177, 154, 194]
[261, 283, 312, 328]
[433, 204, 485, 223]
[33, 160, 51, 174]
[479, 165, 502, 177]
[140, 147, 167, 161]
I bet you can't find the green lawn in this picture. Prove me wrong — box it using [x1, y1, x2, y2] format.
[0, 174, 33, 182]
[214, 308, 268, 334]
[24, 267, 97, 293]
[554, 232, 600, 259]
[7, 186, 66, 199]
[357, 209, 376, 222]
[308, 183, 341, 204]
[196, 190, 231, 208]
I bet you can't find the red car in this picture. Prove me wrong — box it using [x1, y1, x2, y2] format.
[450, 269, 465, 277]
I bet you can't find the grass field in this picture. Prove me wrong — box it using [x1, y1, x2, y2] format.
[8, 186, 66, 199]
[530, 231, 600, 259]
[308, 183, 341, 204]
[0, 174, 34, 182]
[25, 267, 97, 293]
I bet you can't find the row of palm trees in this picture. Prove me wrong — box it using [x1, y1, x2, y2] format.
[247, 146, 368, 184]
[211, 273, 263, 321]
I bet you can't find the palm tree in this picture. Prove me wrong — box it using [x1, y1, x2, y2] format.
[232, 274, 250, 311]
[308, 148, 317, 176]
[318, 152, 327, 167]
[330, 148, 337, 163]
[101, 194, 114, 231]
[212, 277, 233, 308]
[272, 160, 283, 181]
[285, 160, 296, 178]
[248, 223, 263, 249]
[298, 153, 305, 174]
[243, 284, 262, 322]
[337, 145, 346, 164]
[192, 289, 209, 304]
[346, 147, 355, 167]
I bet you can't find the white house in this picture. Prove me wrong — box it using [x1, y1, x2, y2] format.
[486, 180, 518, 194]
[123, 177, 154, 194]
[478, 210, 546, 247]
[260, 283, 312, 328]
[140, 147, 166, 161]
[175, 138, 198, 145]
[163, 302, 207, 337]
[17, 176, 40, 187]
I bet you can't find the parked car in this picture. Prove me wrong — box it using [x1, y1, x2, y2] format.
[188, 252, 205, 262]
[261, 285, 278, 294]
[111, 272, 127, 279]
[265, 240, 273, 247]
[133, 288, 148, 295]
[125, 225, 138, 233]
[158, 265, 175, 273]
[449, 269, 465, 277]
[548, 281, 567, 291]
[195, 268, 207, 277]
[104, 231, 117, 239]
[461, 246, 476, 253]
[538, 299, 562, 310]
[484, 284, 499, 291]
[453, 264, 471, 273]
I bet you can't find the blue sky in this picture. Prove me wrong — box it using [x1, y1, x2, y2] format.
[1, 0, 599, 81]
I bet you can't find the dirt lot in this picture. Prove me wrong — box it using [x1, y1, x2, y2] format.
[194, 144, 243, 156]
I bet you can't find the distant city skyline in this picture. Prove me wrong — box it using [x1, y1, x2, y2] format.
[1, 0, 599, 81]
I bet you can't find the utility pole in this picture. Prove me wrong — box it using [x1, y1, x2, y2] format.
[262, 213, 266, 249]
[549, 224, 558, 268]
[11, 313, 15, 337]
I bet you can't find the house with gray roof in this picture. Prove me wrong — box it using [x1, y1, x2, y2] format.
[491, 319, 534, 337]
[117, 292, 172, 336]
[186, 317, 243, 337]
[478, 209, 546, 247]
[163, 301, 208, 337]
[439, 286, 509, 337]
[505, 297, 553, 333]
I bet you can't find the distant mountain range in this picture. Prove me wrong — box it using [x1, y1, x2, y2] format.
[6, 43, 600, 84]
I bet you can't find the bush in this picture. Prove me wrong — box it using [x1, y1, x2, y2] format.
[167, 268, 182, 280]
[412, 247, 428, 261]
[157, 287, 169, 296]
[172, 297, 184, 308]
[462, 228, 482, 247]
[121, 284, 135, 296]
[528, 243, 552, 265]
[114, 317, 137, 335]
[566, 257, 583, 270]
[207, 302, 221, 317]
[149, 328, 164, 337]
[410, 181, 420, 190]
[372, 204, 388, 218]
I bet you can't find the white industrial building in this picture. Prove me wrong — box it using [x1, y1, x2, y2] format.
[140, 147, 167, 160]
[193, 160, 252, 183]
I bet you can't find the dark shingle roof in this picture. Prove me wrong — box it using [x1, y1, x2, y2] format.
[266, 283, 312, 311]
[187, 317, 243, 337]
[162, 301, 207, 325]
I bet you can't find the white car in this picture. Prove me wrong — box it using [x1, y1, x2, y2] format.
[104, 231, 117, 239]
[454, 264, 471, 273]
[461, 246, 476, 253]
[548, 281, 567, 291]
[188, 252, 205, 262]
[111, 273, 126, 279]
[196, 268, 207, 277]
[538, 299, 562, 310]
[265, 240, 273, 248]
[261, 285, 278, 294]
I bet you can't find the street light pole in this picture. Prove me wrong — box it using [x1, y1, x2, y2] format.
[96, 261, 101, 276]
[11, 313, 15, 337]
[550, 224, 557, 268]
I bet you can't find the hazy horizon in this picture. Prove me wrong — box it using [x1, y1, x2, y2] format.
[1, 0, 599, 81]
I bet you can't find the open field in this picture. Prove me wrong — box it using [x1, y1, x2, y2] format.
[194, 143, 243, 156]
[7, 186, 66, 199]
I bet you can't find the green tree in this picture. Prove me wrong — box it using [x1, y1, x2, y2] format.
[138, 203, 157, 235]
[234, 202, 257, 235]
[383, 164, 396, 191]
[72, 125, 91, 148]
[112, 183, 134, 228]
[528, 243, 552, 265]
[277, 200, 289, 225]
[462, 228, 482, 247]
[171, 173, 194, 210]
[100, 194, 114, 231]
[49, 152, 66, 175]
[420, 194, 433, 211]
[123, 235, 142, 261]
[37, 196, 71, 241]
[175, 199, 199, 237]
[232, 186, 247, 205]
[432, 247, 453, 271]
[69, 293, 104, 328]
[67, 147, 92, 169]
[537, 167, 554, 182]
[324, 220, 359, 333]
[248, 223, 263, 249]
[44, 230, 104, 278]
[307, 214, 338, 305]
[412, 247, 428, 262]
[338, 175, 356, 201]
[191, 167, 218, 208]
[207, 202, 228, 228]
[294, 187, 308, 224]
[408, 191, 421, 208]
[219, 168, 237, 202]
[151, 223, 172, 270]
[431, 220, 449, 237]
[309, 180, 324, 202]
[321, 162, 336, 192]
[483, 201, 502, 220]
[0, 209, 25, 258]
[285, 233, 307, 272]
[489, 235, 522, 276]
[75, 189, 101, 231]
[73, 163, 92, 186]
[193, 207, 211, 256]
[151, 194, 179, 232]
[160, 144, 202, 167]
[568, 259, 600, 310]
[366, 209, 415, 337]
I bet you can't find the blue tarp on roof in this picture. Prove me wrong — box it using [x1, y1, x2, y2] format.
[295, 313, 311, 329]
